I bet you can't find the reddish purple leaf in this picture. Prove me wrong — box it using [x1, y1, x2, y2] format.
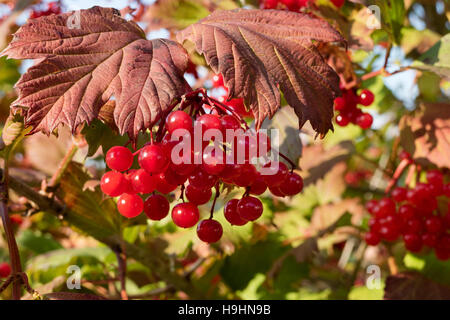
[1, 6, 190, 138]
[385, 272, 450, 300]
[178, 9, 345, 135]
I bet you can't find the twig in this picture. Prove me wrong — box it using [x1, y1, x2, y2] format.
[0, 176, 22, 299]
[48, 142, 78, 187]
[113, 245, 128, 300]
[128, 285, 175, 300]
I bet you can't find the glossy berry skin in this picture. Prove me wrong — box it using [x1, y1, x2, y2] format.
[365, 232, 380, 246]
[202, 150, 225, 175]
[105, 146, 134, 172]
[185, 185, 212, 205]
[0, 262, 11, 278]
[374, 198, 396, 218]
[144, 194, 170, 221]
[166, 110, 193, 134]
[249, 175, 267, 196]
[334, 97, 346, 111]
[398, 204, 416, 221]
[237, 196, 263, 221]
[336, 114, 350, 127]
[425, 216, 443, 234]
[365, 200, 378, 215]
[391, 187, 407, 202]
[226, 98, 253, 118]
[356, 113, 373, 129]
[189, 169, 218, 190]
[220, 115, 241, 134]
[279, 172, 303, 196]
[224, 199, 247, 226]
[138, 144, 169, 175]
[197, 219, 223, 243]
[403, 233, 422, 252]
[378, 224, 399, 241]
[100, 171, 128, 197]
[155, 173, 178, 194]
[212, 74, 224, 88]
[269, 185, 285, 197]
[426, 170, 443, 187]
[220, 163, 242, 182]
[331, 0, 345, 8]
[233, 163, 258, 187]
[262, 162, 289, 187]
[172, 203, 200, 228]
[196, 114, 223, 135]
[422, 233, 438, 248]
[130, 169, 156, 194]
[117, 193, 144, 218]
[358, 89, 374, 106]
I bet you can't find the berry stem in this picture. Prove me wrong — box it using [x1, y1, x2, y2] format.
[278, 152, 296, 171]
[385, 158, 411, 194]
[206, 96, 249, 130]
[209, 185, 220, 219]
[48, 141, 78, 187]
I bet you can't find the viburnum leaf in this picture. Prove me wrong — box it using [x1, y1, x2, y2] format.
[177, 9, 345, 136]
[1, 6, 190, 138]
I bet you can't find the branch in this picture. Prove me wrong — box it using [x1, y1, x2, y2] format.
[48, 142, 78, 187]
[5, 170, 206, 299]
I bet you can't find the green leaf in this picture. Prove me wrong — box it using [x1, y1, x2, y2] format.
[411, 34, 450, 79]
[82, 119, 128, 157]
[376, 0, 405, 44]
[404, 252, 450, 287]
[17, 230, 63, 255]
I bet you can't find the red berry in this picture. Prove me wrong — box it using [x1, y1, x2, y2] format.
[155, 172, 178, 194]
[202, 150, 225, 175]
[189, 168, 218, 190]
[269, 185, 286, 197]
[138, 144, 169, 175]
[196, 114, 223, 137]
[117, 193, 144, 218]
[358, 89, 374, 106]
[365, 200, 379, 215]
[220, 115, 241, 134]
[403, 233, 422, 252]
[185, 185, 212, 205]
[334, 97, 346, 111]
[220, 163, 242, 182]
[100, 171, 128, 197]
[237, 196, 263, 221]
[378, 224, 399, 241]
[249, 174, 267, 196]
[233, 163, 258, 187]
[422, 233, 437, 247]
[262, 162, 289, 187]
[356, 113, 373, 129]
[426, 169, 444, 187]
[279, 172, 303, 196]
[172, 203, 200, 228]
[374, 197, 396, 218]
[425, 216, 443, 234]
[144, 194, 169, 221]
[226, 98, 253, 118]
[0, 262, 11, 278]
[224, 199, 248, 226]
[398, 204, 416, 221]
[391, 187, 407, 202]
[212, 74, 224, 88]
[335, 114, 350, 126]
[105, 146, 133, 172]
[404, 218, 423, 234]
[130, 169, 156, 194]
[365, 232, 380, 246]
[399, 150, 411, 161]
[197, 219, 223, 243]
[263, 0, 278, 9]
[166, 110, 193, 134]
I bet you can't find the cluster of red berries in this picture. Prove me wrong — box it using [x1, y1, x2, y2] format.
[364, 169, 450, 261]
[29, 2, 61, 19]
[334, 89, 374, 129]
[100, 107, 303, 243]
[260, 0, 344, 11]
[0, 262, 11, 278]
